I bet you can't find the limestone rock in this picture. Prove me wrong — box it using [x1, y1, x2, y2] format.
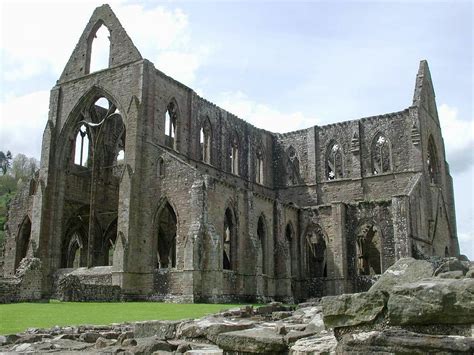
[215, 327, 287, 353]
[321, 291, 388, 328]
[434, 257, 469, 276]
[177, 317, 255, 342]
[289, 331, 337, 354]
[338, 329, 474, 353]
[134, 320, 182, 339]
[437, 270, 464, 279]
[369, 257, 434, 293]
[79, 331, 100, 343]
[388, 278, 474, 325]
[133, 337, 178, 354]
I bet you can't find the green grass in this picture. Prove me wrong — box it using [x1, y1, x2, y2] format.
[0, 301, 243, 335]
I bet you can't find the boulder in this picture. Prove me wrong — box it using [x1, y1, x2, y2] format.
[338, 329, 474, 353]
[177, 317, 255, 342]
[134, 320, 182, 339]
[388, 278, 474, 325]
[321, 291, 388, 328]
[434, 257, 469, 276]
[132, 337, 178, 354]
[437, 270, 464, 279]
[79, 331, 100, 343]
[369, 257, 434, 293]
[215, 327, 287, 353]
[289, 331, 337, 354]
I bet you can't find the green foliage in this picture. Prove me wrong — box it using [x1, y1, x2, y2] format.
[0, 301, 242, 334]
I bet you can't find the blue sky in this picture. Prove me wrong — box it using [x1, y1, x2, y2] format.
[1, 0, 472, 257]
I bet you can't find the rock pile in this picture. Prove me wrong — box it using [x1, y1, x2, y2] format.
[1, 257, 472, 354]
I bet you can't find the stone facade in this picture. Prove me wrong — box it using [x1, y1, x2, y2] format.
[1, 5, 459, 303]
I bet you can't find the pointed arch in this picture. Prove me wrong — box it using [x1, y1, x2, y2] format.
[223, 206, 237, 270]
[165, 99, 179, 150]
[200, 117, 212, 164]
[154, 198, 178, 269]
[427, 135, 440, 184]
[229, 131, 240, 175]
[61, 215, 89, 268]
[356, 223, 382, 275]
[85, 21, 111, 74]
[371, 132, 392, 174]
[15, 216, 32, 270]
[286, 145, 300, 185]
[255, 143, 265, 184]
[326, 140, 344, 180]
[305, 224, 327, 278]
[103, 218, 118, 266]
[257, 214, 268, 275]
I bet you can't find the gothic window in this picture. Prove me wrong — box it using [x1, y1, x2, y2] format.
[257, 215, 268, 275]
[285, 223, 295, 277]
[371, 133, 392, 174]
[306, 225, 327, 277]
[427, 135, 440, 184]
[15, 216, 32, 270]
[158, 157, 165, 177]
[200, 118, 212, 164]
[223, 208, 235, 270]
[356, 224, 382, 275]
[74, 125, 90, 167]
[86, 23, 110, 74]
[67, 232, 85, 268]
[286, 146, 300, 185]
[256, 147, 264, 184]
[230, 134, 239, 175]
[165, 101, 178, 150]
[326, 142, 344, 180]
[157, 202, 177, 268]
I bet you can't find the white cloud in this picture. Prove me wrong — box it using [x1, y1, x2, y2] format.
[216, 91, 319, 133]
[438, 104, 474, 173]
[0, 1, 208, 86]
[458, 231, 474, 260]
[0, 90, 50, 160]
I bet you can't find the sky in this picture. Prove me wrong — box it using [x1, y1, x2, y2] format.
[1, 0, 473, 258]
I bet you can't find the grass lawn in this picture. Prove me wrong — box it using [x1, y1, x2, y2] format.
[0, 301, 243, 335]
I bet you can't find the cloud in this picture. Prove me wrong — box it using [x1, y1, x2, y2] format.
[0, 90, 50, 159]
[215, 91, 319, 133]
[0, 1, 208, 87]
[458, 231, 474, 260]
[438, 103, 474, 173]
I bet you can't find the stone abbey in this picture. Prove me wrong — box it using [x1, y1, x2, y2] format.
[2, 5, 459, 303]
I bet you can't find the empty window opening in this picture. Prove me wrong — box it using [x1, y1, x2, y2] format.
[326, 142, 344, 180]
[427, 136, 440, 184]
[230, 136, 239, 175]
[287, 146, 300, 185]
[285, 223, 294, 277]
[66, 232, 85, 268]
[256, 148, 264, 184]
[444, 246, 449, 257]
[306, 226, 327, 278]
[165, 102, 178, 149]
[116, 149, 125, 161]
[15, 217, 32, 270]
[158, 157, 165, 177]
[157, 202, 177, 268]
[74, 125, 89, 167]
[200, 119, 212, 164]
[223, 208, 235, 270]
[356, 224, 382, 275]
[89, 24, 110, 74]
[372, 134, 392, 174]
[257, 215, 268, 275]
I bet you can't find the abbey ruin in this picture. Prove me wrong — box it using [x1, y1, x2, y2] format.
[1, 5, 459, 303]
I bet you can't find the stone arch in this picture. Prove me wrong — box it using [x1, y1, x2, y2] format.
[199, 116, 212, 164]
[223, 206, 237, 270]
[229, 130, 240, 175]
[153, 198, 178, 269]
[15, 216, 32, 270]
[371, 132, 392, 174]
[157, 157, 165, 177]
[427, 135, 440, 184]
[257, 214, 268, 275]
[61, 216, 89, 268]
[326, 140, 344, 180]
[305, 223, 327, 278]
[286, 145, 300, 185]
[85, 21, 111, 74]
[255, 142, 264, 184]
[164, 98, 179, 150]
[356, 223, 382, 275]
[102, 218, 117, 266]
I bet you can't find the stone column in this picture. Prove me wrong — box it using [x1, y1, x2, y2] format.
[392, 195, 412, 260]
[331, 202, 351, 294]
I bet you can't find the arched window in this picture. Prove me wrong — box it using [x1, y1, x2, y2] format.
[158, 157, 165, 178]
[87, 23, 110, 74]
[223, 208, 235, 270]
[285, 223, 295, 277]
[356, 224, 382, 275]
[230, 134, 239, 175]
[306, 224, 327, 277]
[371, 133, 392, 174]
[427, 136, 440, 184]
[256, 147, 264, 184]
[157, 202, 177, 268]
[257, 215, 268, 275]
[200, 118, 212, 164]
[67, 232, 85, 268]
[15, 216, 32, 270]
[287, 146, 300, 185]
[326, 142, 344, 180]
[165, 101, 178, 150]
[74, 125, 89, 167]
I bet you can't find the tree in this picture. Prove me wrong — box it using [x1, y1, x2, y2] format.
[0, 151, 12, 175]
[11, 154, 39, 180]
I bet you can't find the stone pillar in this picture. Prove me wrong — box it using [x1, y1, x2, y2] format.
[392, 195, 412, 260]
[331, 202, 351, 294]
